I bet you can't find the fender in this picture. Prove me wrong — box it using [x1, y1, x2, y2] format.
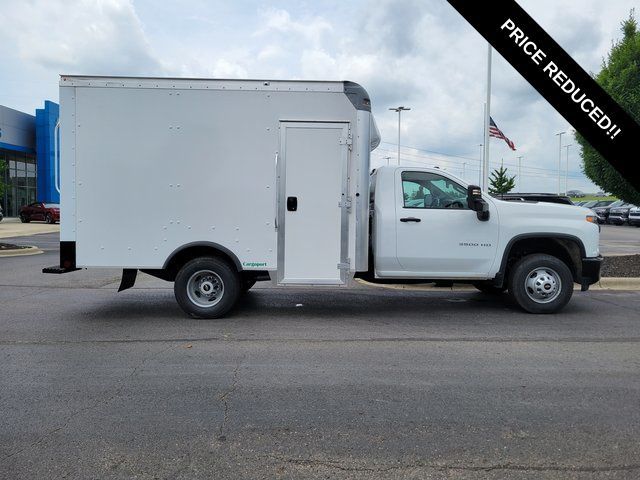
[162, 241, 243, 271]
[494, 232, 586, 285]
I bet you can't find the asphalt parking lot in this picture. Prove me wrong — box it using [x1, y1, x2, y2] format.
[1, 232, 640, 479]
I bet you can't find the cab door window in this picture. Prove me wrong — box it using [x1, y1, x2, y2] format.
[401, 171, 468, 209]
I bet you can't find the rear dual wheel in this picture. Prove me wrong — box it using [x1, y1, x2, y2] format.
[174, 257, 241, 319]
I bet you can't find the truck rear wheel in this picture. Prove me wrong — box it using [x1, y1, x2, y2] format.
[508, 254, 573, 314]
[174, 257, 241, 318]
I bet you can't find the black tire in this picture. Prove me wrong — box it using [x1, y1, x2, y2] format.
[20, 214, 30, 223]
[174, 257, 241, 319]
[242, 279, 256, 293]
[508, 254, 573, 314]
[472, 281, 507, 294]
[45, 213, 54, 224]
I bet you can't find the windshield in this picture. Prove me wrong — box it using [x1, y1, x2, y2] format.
[583, 201, 597, 208]
[594, 201, 613, 207]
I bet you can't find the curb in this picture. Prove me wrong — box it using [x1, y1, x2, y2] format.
[0, 246, 44, 258]
[355, 278, 640, 292]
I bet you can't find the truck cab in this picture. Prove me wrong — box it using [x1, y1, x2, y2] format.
[369, 166, 602, 313]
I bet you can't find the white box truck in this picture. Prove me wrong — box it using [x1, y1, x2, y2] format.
[44, 75, 602, 317]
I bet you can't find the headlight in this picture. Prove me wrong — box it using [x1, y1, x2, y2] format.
[586, 215, 597, 224]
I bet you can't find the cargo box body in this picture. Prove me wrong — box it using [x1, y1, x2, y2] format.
[59, 76, 378, 285]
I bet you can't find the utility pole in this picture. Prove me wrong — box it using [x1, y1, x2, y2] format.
[389, 106, 410, 165]
[462, 162, 467, 180]
[564, 144, 572, 194]
[483, 45, 492, 192]
[517, 155, 523, 191]
[477, 143, 483, 186]
[382, 156, 392, 166]
[555, 131, 566, 195]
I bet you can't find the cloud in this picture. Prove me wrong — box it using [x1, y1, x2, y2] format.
[0, 0, 162, 75]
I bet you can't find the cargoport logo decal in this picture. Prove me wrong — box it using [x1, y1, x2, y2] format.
[243, 261, 267, 267]
[446, 0, 640, 190]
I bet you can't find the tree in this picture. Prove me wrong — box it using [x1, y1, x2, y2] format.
[575, 11, 640, 204]
[488, 166, 516, 194]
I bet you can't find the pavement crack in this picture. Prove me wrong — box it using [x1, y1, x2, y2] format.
[217, 357, 243, 442]
[1, 342, 177, 461]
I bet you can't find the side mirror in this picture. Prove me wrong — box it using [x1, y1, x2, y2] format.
[467, 185, 490, 221]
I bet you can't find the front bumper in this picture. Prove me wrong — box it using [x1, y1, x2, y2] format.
[579, 256, 602, 291]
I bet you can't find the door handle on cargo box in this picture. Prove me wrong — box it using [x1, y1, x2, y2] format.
[287, 196, 298, 212]
[400, 217, 421, 222]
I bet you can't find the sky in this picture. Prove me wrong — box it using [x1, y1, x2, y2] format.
[0, 0, 635, 193]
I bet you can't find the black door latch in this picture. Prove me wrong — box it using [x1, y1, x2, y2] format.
[287, 196, 298, 211]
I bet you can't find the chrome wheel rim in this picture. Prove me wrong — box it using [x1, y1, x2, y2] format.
[524, 267, 561, 304]
[186, 270, 224, 308]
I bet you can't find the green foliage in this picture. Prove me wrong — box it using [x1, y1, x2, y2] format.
[488, 166, 516, 194]
[575, 11, 640, 204]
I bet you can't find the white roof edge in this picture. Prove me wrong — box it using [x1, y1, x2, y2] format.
[59, 75, 346, 92]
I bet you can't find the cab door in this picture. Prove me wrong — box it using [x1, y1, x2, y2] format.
[394, 169, 499, 278]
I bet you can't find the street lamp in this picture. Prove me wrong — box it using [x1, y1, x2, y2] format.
[517, 156, 523, 191]
[564, 144, 572, 195]
[389, 106, 411, 165]
[382, 156, 393, 166]
[478, 143, 483, 185]
[555, 131, 566, 195]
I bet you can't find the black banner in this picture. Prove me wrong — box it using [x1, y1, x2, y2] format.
[447, 0, 640, 191]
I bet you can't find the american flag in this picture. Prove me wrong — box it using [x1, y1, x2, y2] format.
[489, 117, 516, 151]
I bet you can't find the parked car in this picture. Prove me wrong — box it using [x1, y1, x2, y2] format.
[19, 202, 60, 224]
[567, 190, 585, 198]
[593, 200, 626, 224]
[608, 204, 635, 225]
[628, 206, 640, 227]
[493, 193, 573, 205]
[589, 200, 616, 223]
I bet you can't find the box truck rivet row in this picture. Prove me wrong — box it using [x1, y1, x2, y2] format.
[43, 76, 602, 318]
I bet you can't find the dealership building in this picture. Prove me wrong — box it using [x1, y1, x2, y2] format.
[0, 101, 59, 217]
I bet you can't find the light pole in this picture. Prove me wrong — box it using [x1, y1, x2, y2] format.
[382, 156, 392, 166]
[478, 143, 483, 185]
[556, 131, 566, 194]
[517, 155, 523, 191]
[462, 162, 467, 181]
[564, 144, 572, 194]
[389, 106, 410, 164]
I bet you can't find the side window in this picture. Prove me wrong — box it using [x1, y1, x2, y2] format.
[401, 171, 468, 209]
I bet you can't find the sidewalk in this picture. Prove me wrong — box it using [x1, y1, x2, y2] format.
[0, 217, 60, 239]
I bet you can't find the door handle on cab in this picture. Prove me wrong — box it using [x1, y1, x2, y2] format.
[400, 217, 421, 222]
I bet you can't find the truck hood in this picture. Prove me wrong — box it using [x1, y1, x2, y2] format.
[490, 197, 592, 220]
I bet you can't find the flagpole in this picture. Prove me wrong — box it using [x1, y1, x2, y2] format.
[483, 45, 492, 191]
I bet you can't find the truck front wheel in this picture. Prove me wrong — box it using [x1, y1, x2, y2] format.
[174, 257, 241, 318]
[508, 254, 573, 314]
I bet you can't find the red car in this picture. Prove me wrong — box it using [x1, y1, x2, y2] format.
[19, 202, 60, 224]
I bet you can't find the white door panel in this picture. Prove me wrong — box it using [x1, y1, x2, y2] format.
[395, 169, 499, 277]
[278, 122, 348, 284]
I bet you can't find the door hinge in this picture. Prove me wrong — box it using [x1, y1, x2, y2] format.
[337, 260, 351, 271]
[338, 196, 353, 210]
[339, 136, 353, 149]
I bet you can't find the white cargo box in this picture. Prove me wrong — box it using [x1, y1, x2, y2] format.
[59, 76, 379, 285]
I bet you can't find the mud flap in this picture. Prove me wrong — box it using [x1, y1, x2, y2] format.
[118, 269, 137, 292]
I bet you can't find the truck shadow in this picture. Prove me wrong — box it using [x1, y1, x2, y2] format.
[82, 287, 587, 324]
